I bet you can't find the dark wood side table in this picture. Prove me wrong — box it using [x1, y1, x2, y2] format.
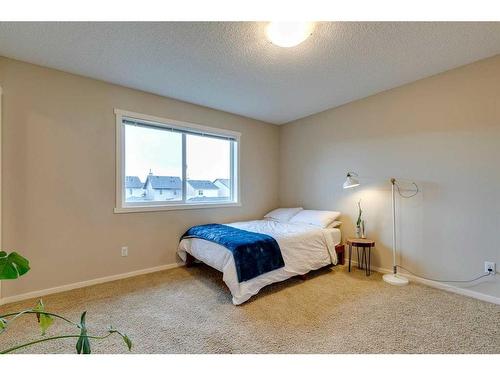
[347, 238, 375, 276]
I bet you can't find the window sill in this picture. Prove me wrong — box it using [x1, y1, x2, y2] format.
[114, 202, 242, 213]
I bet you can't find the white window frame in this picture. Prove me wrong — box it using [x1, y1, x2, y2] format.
[114, 109, 241, 213]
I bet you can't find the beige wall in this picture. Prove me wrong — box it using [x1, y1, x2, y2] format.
[280, 55, 500, 291]
[0, 57, 280, 298]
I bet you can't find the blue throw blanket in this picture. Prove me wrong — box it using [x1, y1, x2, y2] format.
[181, 224, 285, 282]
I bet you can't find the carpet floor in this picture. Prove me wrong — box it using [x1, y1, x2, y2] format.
[0, 264, 499, 354]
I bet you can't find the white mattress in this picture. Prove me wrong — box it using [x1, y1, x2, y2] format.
[178, 219, 341, 305]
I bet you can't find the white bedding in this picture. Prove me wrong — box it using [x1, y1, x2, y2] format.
[177, 219, 341, 305]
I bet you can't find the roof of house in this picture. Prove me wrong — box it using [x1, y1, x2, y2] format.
[187, 180, 219, 190]
[145, 175, 182, 190]
[126, 196, 148, 202]
[214, 178, 230, 188]
[125, 176, 143, 189]
[187, 196, 229, 202]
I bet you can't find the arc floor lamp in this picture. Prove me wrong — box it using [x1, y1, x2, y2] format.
[343, 172, 419, 286]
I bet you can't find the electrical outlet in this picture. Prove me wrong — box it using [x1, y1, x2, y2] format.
[121, 246, 128, 257]
[484, 261, 495, 274]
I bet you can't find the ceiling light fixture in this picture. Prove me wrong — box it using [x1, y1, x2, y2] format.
[266, 22, 315, 48]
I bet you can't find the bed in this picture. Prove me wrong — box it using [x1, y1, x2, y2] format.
[177, 208, 342, 305]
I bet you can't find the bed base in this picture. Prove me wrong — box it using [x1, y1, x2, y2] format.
[184, 244, 346, 276]
[335, 244, 345, 265]
[185, 252, 196, 268]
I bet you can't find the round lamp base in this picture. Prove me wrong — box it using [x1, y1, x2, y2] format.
[383, 273, 409, 286]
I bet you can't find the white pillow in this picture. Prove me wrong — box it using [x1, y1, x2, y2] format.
[327, 220, 342, 228]
[264, 207, 303, 223]
[289, 210, 341, 228]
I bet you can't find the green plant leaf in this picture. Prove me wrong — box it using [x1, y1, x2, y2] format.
[0, 252, 30, 280]
[123, 334, 132, 351]
[76, 311, 91, 354]
[82, 335, 91, 354]
[33, 300, 54, 335]
[108, 327, 133, 351]
[76, 335, 83, 354]
[0, 317, 7, 333]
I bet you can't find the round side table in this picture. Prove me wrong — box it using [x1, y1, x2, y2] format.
[347, 238, 375, 276]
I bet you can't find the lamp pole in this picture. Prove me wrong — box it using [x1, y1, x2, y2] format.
[383, 178, 409, 286]
[391, 178, 397, 275]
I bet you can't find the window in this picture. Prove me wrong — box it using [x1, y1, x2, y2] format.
[115, 109, 240, 212]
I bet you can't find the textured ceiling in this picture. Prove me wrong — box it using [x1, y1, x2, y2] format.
[0, 22, 499, 124]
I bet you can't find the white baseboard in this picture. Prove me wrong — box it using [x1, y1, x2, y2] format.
[348, 260, 500, 305]
[0, 262, 183, 306]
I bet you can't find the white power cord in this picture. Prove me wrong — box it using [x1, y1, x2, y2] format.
[396, 264, 493, 283]
[394, 180, 419, 198]
[393, 181, 493, 283]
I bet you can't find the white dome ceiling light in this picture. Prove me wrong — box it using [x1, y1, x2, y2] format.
[265, 22, 315, 48]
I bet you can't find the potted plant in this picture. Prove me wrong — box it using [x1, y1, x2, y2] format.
[0, 251, 132, 354]
[356, 200, 363, 238]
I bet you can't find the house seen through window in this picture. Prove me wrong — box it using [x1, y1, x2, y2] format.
[118, 111, 239, 210]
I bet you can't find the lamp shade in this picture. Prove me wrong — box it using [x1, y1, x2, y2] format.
[343, 173, 360, 189]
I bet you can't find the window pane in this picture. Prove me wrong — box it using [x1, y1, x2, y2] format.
[124, 124, 182, 203]
[186, 134, 232, 202]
